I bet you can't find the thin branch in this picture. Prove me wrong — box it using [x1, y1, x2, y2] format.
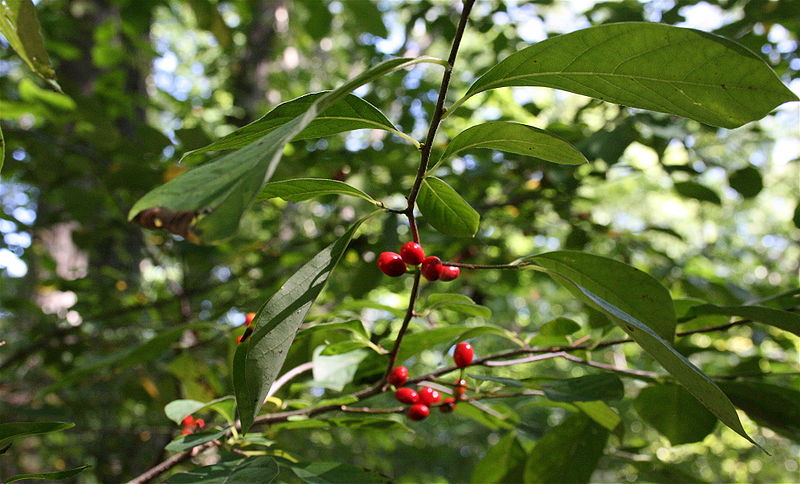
[126, 441, 217, 484]
[266, 362, 314, 399]
[382, 272, 423, 380]
[441, 261, 534, 270]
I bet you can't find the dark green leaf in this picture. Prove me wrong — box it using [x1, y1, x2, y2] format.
[258, 178, 378, 204]
[165, 428, 226, 452]
[630, 460, 707, 484]
[130, 57, 440, 243]
[719, 381, 800, 441]
[0, 422, 73, 448]
[728, 166, 763, 198]
[528, 251, 759, 448]
[674, 181, 722, 205]
[272, 417, 408, 433]
[431, 121, 586, 172]
[165, 456, 278, 484]
[182, 92, 411, 163]
[455, 23, 798, 128]
[541, 374, 624, 402]
[523, 413, 609, 484]
[426, 293, 492, 318]
[0, 0, 58, 87]
[634, 384, 717, 445]
[343, 0, 387, 37]
[1, 124, 5, 176]
[234, 215, 373, 432]
[793, 202, 800, 229]
[471, 432, 526, 484]
[3, 465, 89, 483]
[687, 304, 800, 337]
[417, 176, 480, 237]
[291, 462, 391, 483]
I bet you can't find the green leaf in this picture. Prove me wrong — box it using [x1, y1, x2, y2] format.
[793, 202, 800, 229]
[687, 304, 800, 337]
[528, 250, 760, 449]
[523, 413, 609, 484]
[234, 215, 373, 432]
[471, 432, 526, 484]
[164, 428, 226, 452]
[291, 462, 391, 484]
[426, 293, 492, 318]
[0, 422, 73, 448]
[634, 384, 717, 445]
[129, 57, 441, 243]
[3, 465, 89, 483]
[630, 460, 707, 484]
[431, 121, 586, 172]
[728, 166, 763, 198]
[165, 456, 278, 484]
[674, 181, 722, 205]
[272, 417, 408, 433]
[44, 322, 213, 393]
[164, 396, 236, 426]
[417, 176, 480, 237]
[311, 348, 368, 391]
[573, 401, 622, 432]
[0, 124, 5, 176]
[539, 317, 581, 336]
[541, 374, 624, 402]
[527, 251, 675, 341]
[454, 23, 797, 128]
[719, 381, 800, 441]
[258, 178, 378, 204]
[0, 0, 59, 87]
[182, 92, 413, 163]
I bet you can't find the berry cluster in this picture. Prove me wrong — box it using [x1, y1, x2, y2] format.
[378, 242, 460, 282]
[180, 415, 206, 435]
[237, 312, 256, 343]
[388, 341, 474, 421]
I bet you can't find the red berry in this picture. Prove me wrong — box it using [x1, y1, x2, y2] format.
[420, 256, 442, 281]
[388, 366, 409, 387]
[418, 386, 440, 405]
[454, 379, 467, 401]
[395, 387, 419, 404]
[181, 415, 195, 426]
[378, 252, 406, 277]
[407, 403, 430, 421]
[400, 242, 425, 265]
[453, 342, 474, 368]
[439, 397, 456, 413]
[181, 427, 192, 435]
[195, 418, 205, 429]
[439, 265, 460, 282]
[245, 312, 256, 326]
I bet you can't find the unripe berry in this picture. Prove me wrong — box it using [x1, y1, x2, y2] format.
[395, 387, 419, 404]
[387, 366, 409, 387]
[439, 265, 460, 282]
[244, 312, 256, 326]
[378, 252, 407, 277]
[400, 242, 425, 266]
[420, 256, 442, 281]
[454, 379, 467, 401]
[418, 386, 440, 405]
[407, 403, 430, 421]
[439, 397, 456, 413]
[453, 342, 474, 368]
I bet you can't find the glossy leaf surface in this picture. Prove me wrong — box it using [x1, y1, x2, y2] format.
[258, 178, 378, 204]
[417, 177, 480, 237]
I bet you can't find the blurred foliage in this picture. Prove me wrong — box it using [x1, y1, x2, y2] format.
[0, 0, 798, 482]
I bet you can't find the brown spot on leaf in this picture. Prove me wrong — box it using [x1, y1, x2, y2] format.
[133, 207, 202, 243]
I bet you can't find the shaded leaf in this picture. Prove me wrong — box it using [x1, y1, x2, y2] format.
[164, 396, 236, 426]
[687, 303, 800, 337]
[426, 293, 492, 318]
[573, 401, 622, 432]
[527, 251, 759, 448]
[471, 432, 526, 484]
[417, 176, 480, 237]
[165, 428, 226, 452]
[3, 465, 89, 483]
[130, 57, 440, 243]
[541, 374, 624, 402]
[539, 317, 581, 336]
[431, 121, 586, 172]
[0, 124, 4, 176]
[165, 456, 278, 484]
[234, 215, 373, 432]
[291, 462, 390, 484]
[182, 92, 410, 163]
[728, 165, 763, 198]
[719, 381, 800, 441]
[634, 384, 717, 445]
[455, 23, 798, 128]
[0, 422, 73, 448]
[674, 181, 722, 205]
[524, 413, 609, 484]
[258, 178, 378, 204]
[0, 0, 58, 86]
[311, 348, 368, 391]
